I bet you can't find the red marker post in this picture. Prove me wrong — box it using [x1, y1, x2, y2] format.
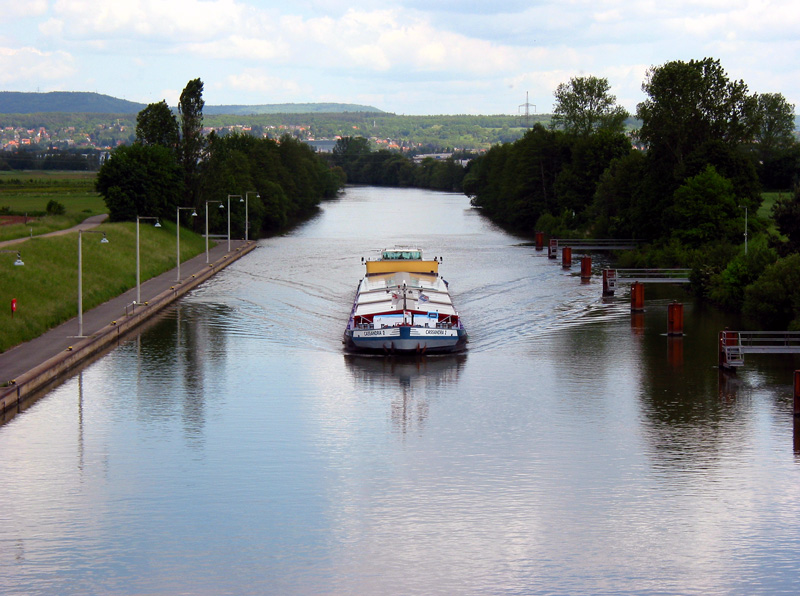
[11, 298, 17, 318]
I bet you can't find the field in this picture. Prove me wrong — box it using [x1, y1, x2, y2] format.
[0, 170, 106, 242]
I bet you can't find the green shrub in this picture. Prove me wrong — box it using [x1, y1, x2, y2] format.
[46, 199, 66, 215]
[742, 253, 800, 329]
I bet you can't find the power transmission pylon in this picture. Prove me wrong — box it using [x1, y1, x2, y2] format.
[518, 92, 536, 128]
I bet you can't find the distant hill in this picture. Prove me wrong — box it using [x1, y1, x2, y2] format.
[0, 92, 384, 115]
[0, 92, 147, 114]
[204, 103, 384, 115]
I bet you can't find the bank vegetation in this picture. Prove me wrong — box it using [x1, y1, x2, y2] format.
[464, 58, 800, 330]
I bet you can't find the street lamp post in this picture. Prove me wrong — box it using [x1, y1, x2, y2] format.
[245, 191, 259, 241]
[77, 229, 108, 337]
[176, 206, 198, 282]
[743, 205, 748, 256]
[136, 216, 161, 305]
[227, 195, 242, 252]
[205, 200, 224, 263]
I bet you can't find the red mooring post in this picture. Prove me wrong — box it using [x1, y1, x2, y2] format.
[631, 281, 645, 311]
[794, 370, 800, 416]
[580, 256, 592, 281]
[667, 302, 684, 336]
[562, 246, 572, 269]
[535, 231, 544, 251]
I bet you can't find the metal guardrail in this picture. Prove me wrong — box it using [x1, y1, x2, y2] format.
[551, 239, 639, 251]
[602, 268, 691, 296]
[615, 269, 692, 283]
[737, 331, 800, 353]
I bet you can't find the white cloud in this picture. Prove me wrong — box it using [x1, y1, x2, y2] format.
[48, 0, 250, 41]
[0, 46, 76, 85]
[0, 0, 47, 18]
[221, 70, 306, 98]
[276, 8, 522, 76]
[182, 35, 285, 61]
[5, 0, 800, 114]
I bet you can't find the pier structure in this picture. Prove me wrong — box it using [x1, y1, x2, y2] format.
[602, 268, 691, 296]
[548, 238, 638, 259]
[719, 330, 800, 370]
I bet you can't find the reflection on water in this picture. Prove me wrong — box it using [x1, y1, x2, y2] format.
[2, 187, 800, 595]
[345, 354, 466, 435]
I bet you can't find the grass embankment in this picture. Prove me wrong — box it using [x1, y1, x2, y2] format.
[1, 220, 207, 353]
[0, 171, 106, 242]
[0, 172, 209, 353]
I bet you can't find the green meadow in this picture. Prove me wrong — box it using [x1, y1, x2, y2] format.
[0, 171, 218, 355]
[0, 170, 106, 242]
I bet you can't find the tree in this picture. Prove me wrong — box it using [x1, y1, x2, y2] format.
[554, 129, 631, 219]
[751, 92, 798, 189]
[753, 93, 796, 158]
[552, 76, 629, 136]
[683, 139, 761, 210]
[95, 144, 183, 221]
[771, 188, 800, 256]
[591, 150, 648, 238]
[135, 100, 179, 150]
[743, 253, 800, 329]
[637, 58, 759, 177]
[178, 78, 206, 209]
[465, 124, 569, 231]
[670, 165, 740, 247]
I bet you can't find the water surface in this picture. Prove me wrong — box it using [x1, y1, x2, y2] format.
[2, 186, 800, 595]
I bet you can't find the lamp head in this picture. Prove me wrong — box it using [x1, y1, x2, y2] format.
[14, 252, 23, 266]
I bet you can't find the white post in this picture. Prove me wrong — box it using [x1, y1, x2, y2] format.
[78, 230, 83, 337]
[176, 207, 196, 281]
[177, 207, 181, 281]
[205, 201, 223, 263]
[744, 206, 748, 256]
[136, 216, 161, 304]
[136, 217, 141, 304]
[245, 191, 259, 241]
[77, 229, 107, 337]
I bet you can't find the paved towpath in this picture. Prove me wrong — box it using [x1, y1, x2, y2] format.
[0, 216, 250, 384]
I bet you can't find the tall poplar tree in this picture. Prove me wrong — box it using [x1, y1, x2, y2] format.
[178, 78, 205, 208]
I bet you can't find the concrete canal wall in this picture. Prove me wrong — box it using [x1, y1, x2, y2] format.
[0, 242, 257, 415]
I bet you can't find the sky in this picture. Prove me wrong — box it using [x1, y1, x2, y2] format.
[1, 0, 798, 116]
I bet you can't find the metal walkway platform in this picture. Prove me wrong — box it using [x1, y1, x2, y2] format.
[602, 268, 692, 295]
[549, 239, 639, 253]
[719, 330, 800, 369]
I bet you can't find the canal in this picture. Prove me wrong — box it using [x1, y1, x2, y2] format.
[2, 186, 800, 595]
